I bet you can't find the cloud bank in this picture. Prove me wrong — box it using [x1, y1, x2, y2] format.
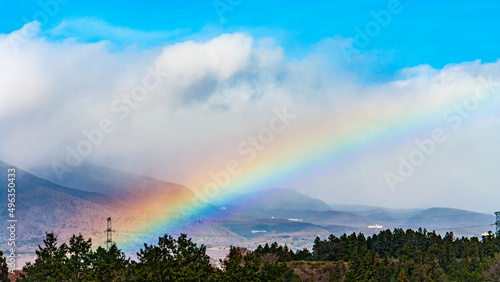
[1, 21, 499, 213]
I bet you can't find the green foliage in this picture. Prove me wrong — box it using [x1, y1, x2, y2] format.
[66, 234, 94, 279]
[19, 232, 129, 281]
[0, 251, 10, 282]
[130, 233, 216, 281]
[18, 232, 301, 281]
[17, 228, 500, 281]
[220, 246, 300, 281]
[287, 260, 347, 281]
[19, 232, 70, 281]
[92, 245, 129, 281]
[302, 228, 500, 281]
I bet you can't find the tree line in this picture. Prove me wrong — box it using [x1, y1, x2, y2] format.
[2, 228, 500, 281]
[2, 232, 298, 281]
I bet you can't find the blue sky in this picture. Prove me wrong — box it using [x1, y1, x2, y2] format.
[1, 0, 499, 74]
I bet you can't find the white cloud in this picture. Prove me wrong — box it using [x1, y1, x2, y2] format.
[155, 33, 253, 87]
[47, 18, 187, 47]
[1, 22, 499, 212]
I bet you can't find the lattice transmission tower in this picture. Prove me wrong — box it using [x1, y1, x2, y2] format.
[105, 217, 115, 250]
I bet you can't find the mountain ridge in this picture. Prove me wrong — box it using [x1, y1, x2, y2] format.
[29, 161, 197, 208]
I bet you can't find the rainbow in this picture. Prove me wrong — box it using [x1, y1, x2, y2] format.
[116, 80, 499, 252]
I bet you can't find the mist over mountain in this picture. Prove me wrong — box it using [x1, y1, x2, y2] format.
[332, 205, 496, 237]
[406, 207, 495, 228]
[0, 160, 241, 265]
[220, 188, 332, 212]
[0, 160, 128, 210]
[0, 160, 124, 263]
[30, 161, 197, 208]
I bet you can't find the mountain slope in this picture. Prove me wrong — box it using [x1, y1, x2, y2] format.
[345, 208, 424, 224]
[0, 160, 130, 210]
[30, 161, 197, 208]
[0, 160, 125, 254]
[223, 188, 333, 212]
[406, 207, 495, 228]
[0, 160, 244, 265]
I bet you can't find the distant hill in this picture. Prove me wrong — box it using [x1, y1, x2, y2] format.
[223, 188, 333, 212]
[0, 160, 129, 210]
[0, 160, 242, 265]
[328, 204, 495, 236]
[330, 204, 423, 219]
[406, 207, 495, 229]
[344, 208, 423, 224]
[212, 188, 374, 240]
[218, 208, 372, 239]
[4, 160, 497, 265]
[222, 218, 324, 238]
[248, 209, 372, 226]
[329, 204, 386, 212]
[30, 161, 197, 208]
[0, 160, 126, 254]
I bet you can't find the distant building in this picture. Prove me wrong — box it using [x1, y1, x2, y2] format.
[251, 230, 266, 234]
[288, 218, 302, 222]
[368, 224, 383, 229]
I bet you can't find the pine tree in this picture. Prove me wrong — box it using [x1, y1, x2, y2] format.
[0, 251, 10, 282]
[131, 233, 215, 281]
[19, 232, 69, 281]
[396, 269, 410, 282]
[92, 244, 129, 281]
[66, 234, 93, 280]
